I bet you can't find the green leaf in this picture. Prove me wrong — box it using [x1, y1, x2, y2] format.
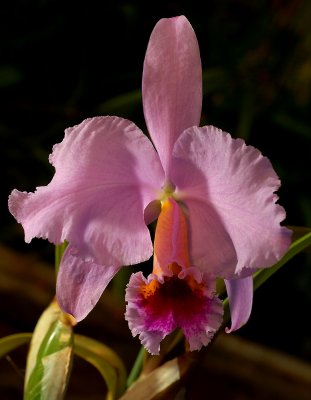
[120, 357, 181, 400]
[74, 334, 127, 400]
[24, 301, 74, 400]
[96, 90, 142, 116]
[202, 67, 229, 94]
[0, 333, 32, 358]
[253, 231, 311, 291]
[223, 231, 311, 325]
[273, 113, 311, 140]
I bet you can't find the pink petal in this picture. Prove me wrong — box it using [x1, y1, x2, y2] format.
[56, 245, 122, 321]
[9, 116, 164, 267]
[171, 126, 292, 278]
[125, 271, 223, 355]
[142, 16, 202, 176]
[180, 197, 238, 278]
[225, 277, 253, 333]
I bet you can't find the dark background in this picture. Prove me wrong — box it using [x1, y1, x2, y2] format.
[0, 0, 310, 398]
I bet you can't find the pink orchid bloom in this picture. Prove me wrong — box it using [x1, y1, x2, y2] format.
[9, 16, 291, 352]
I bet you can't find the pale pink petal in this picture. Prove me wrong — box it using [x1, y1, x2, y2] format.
[142, 16, 202, 176]
[171, 126, 292, 278]
[9, 116, 164, 267]
[180, 198, 238, 278]
[225, 277, 253, 333]
[56, 245, 122, 321]
[125, 270, 223, 355]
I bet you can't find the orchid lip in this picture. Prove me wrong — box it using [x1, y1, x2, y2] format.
[125, 269, 223, 355]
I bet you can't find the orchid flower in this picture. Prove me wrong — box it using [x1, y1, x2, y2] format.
[8, 16, 291, 353]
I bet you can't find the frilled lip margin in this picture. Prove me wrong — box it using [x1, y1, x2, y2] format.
[125, 270, 223, 355]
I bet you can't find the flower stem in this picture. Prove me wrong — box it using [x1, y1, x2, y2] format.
[126, 346, 146, 388]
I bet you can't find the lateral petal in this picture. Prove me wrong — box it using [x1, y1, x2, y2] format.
[225, 277, 253, 333]
[181, 197, 238, 278]
[56, 245, 122, 321]
[171, 126, 291, 277]
[9, 116, 164, 267]
[142, 16, 202, 176]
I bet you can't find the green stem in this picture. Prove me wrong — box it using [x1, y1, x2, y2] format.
[126, 346, 146, 388]
[224, 231, 311, 325]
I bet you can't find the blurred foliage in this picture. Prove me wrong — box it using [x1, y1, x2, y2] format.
[0, 0, 310, 382]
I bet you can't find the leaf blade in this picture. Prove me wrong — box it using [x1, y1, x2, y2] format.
[0, 333, 32, 358]
[74, 334, 127, 399]
[24, 301, 74, 400]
